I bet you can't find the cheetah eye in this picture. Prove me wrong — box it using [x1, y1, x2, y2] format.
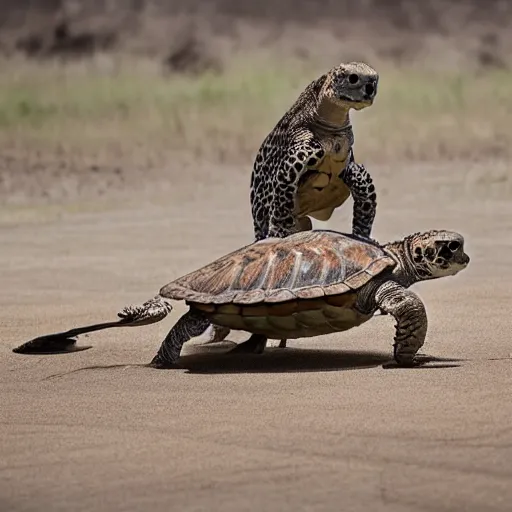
[348, 74, 359, 84]
[438, 245, 454, 260]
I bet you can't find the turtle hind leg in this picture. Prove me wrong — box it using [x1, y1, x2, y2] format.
[149, 309, 211, 369]
[230, 334, 267, 354]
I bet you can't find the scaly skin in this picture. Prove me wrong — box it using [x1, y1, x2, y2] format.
[150, 230, 469, 367]
[12, 231, 468, 367]
[149, 310, 210, 369]
[374, 281, 428, 365]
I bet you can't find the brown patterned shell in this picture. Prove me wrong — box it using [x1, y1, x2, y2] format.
[160, 230, 396, 307]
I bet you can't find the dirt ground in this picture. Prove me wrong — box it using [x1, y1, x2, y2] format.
[1, 2, 511, 510]
[1, 162, 511, 511]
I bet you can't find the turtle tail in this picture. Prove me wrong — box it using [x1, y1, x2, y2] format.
[12, 295, 173, 355]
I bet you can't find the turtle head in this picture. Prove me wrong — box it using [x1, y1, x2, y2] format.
[407, 230, 470, 280]
[323, 62, 379, 111]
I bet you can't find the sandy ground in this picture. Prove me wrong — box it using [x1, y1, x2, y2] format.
[1, 164, 511, 512]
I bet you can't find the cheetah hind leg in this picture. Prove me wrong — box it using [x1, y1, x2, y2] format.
[201, 323, 231, 345]
[297, 216, 313, 232]
[237, 218, 312, 355]
[232, 336, 286, 351]
[265, 338, 288, 348]
[230, 334, 267, 354]
[266, 217, 313, 351]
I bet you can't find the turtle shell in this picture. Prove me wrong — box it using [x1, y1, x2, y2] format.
[160, 230, 396, 306]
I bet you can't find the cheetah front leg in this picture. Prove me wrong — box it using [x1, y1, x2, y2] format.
[267, 142, 324, 238]
[340, 160, 377, 239]
[341, 158, 384, 317]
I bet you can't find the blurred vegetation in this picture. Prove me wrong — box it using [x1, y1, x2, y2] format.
[0, 56, 511, 166]
[1, 1, 511, 202]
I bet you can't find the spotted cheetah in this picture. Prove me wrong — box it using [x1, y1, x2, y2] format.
[251, 61, 378, 241]
[208, 62, 380, 349]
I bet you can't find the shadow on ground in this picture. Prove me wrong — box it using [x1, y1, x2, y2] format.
[40, 345, 463, 380]
[176, 347, 393, 374]
[175, 348, 462, 374]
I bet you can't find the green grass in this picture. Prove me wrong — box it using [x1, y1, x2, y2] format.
[0, 56, 511, 165]
[360, 68, 512, 161]
[0, 57, 305, 163]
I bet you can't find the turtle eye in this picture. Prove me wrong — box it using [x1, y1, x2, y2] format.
[435, 258, 444, 264]
[448, 241, 461, 252]
[348, 74, 359, 84]
[425, 247, 436, 261]
[414, 247, 422, 255]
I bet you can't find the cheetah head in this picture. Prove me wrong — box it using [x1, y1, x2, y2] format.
[324, 62, 379, 111]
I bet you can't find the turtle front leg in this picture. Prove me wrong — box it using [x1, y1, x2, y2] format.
[340, 160, 377, 239]
[374, 281, 428, 366]
[149, 309, 210, 369]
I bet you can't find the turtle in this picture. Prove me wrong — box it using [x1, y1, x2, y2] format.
[13, 229, 470, 368]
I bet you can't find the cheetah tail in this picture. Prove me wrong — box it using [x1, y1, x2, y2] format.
[12, 295, 173, 355]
